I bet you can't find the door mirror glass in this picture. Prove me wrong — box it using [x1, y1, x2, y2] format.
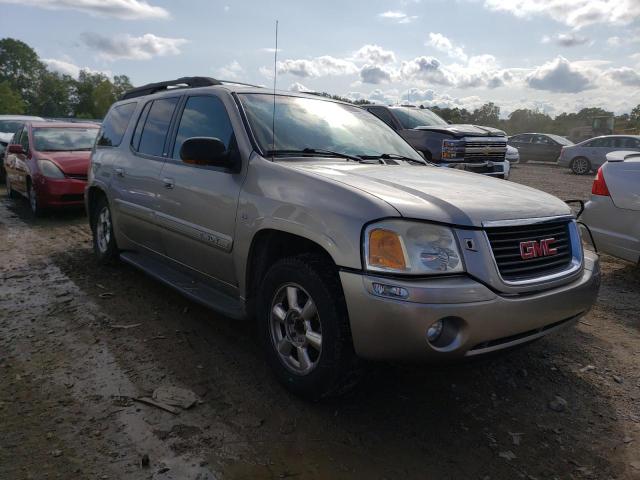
[180, 137, 230, 167]
[7, 144, 24, 154]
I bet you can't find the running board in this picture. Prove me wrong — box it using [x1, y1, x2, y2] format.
[120, 251, 245, 320]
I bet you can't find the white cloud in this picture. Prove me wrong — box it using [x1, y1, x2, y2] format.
[482, 0, 640, 30]
[526, 56, 595, 93]
[289, 82, 312, 92]
[351, 45, 396, 65]
[400, 56, 455, 86]
[604, 67, 640, 87]
[359, 65, 393, 84]
[378, 10, 418, 23]
[80, 32, 187, 61]
[0, 0, 169, 19]
[277, 56, 359, 78]
[542, 32, 591, 47]
[216, 60, 244, 80]
[427, 33, 468, 61]
[43, 58, 110, 78]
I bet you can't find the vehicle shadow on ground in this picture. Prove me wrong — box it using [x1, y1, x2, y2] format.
[2, 193, 86, 226]
[50, 246, 626, 480]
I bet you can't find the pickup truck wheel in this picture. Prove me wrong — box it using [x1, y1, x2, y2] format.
[91, 196, 119, 264]
[258, 254, 362, 400]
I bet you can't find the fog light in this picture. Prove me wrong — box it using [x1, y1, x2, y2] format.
[371, 282, 409, 299]
[426, 320, 444, 342]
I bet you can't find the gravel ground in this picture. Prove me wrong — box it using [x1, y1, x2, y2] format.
[0, 162, 639, 480]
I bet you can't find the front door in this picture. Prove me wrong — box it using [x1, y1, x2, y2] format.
[156, 94, 244, 290]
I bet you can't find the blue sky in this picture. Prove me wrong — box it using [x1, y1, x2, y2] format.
[1, 0, 639, 117]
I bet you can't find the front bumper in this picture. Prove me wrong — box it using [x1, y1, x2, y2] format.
[35, 175, 86, 207]
[443, 160, 509, 178]
[340, 251, 600, 360]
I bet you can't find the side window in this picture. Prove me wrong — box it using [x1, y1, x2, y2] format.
[533, 135, 551, 145]
[20, 128, 29, 151]
[172, 96, 235, 159]
[368, 107, 396, 129]
[618, 137, 640, 148]
[138, 97, 179, 157]
[131, 101, 152, 151]
[514, 134, 532, 143]
[587, 138, 606, 147]
[97, 102, 137, 147]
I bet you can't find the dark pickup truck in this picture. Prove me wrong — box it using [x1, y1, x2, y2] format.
[364, 105, 509, 178]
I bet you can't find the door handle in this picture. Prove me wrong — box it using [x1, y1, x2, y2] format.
[114, 167, 125, 177]
[163, 177, 175, 189]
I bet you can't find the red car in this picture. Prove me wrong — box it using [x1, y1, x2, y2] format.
[4, 122, 99, 215]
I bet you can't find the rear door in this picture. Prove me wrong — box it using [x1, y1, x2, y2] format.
[510, 134, 533, 160]
[110, 97, 179, 254]
[587, 137, 614, 168]
[530, 135, 557, 161]
[156, 93, 243, 290]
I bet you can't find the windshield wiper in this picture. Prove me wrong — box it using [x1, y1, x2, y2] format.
[358, 153, 427, 165]
[265, 148, 363, 162]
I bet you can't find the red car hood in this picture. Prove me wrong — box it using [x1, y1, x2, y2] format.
[39, 151, 90, 176]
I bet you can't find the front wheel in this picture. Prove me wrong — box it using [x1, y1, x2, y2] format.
[571, 157, 591, 175]
[27, 179, 44, 216]
[5, 172, 17, 199]
[258, 254, 362, 400]
[91, 196, 119, 264]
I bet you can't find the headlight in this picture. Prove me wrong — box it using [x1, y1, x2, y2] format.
[38, 160, 65, 179]
[442, 139, 465, 160]
[364, 220, 464, 274]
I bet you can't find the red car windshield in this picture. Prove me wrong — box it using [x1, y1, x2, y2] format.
[33, 127, 99, 152]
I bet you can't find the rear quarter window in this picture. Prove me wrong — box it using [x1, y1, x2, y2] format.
[97, 102, 137, 147]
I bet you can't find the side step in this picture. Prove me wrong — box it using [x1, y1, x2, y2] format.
[120, 251, 246, 320]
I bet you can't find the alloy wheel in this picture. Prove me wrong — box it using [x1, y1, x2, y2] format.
[269, 283, 322, 375]
[572, 158, 589, 175]
[96, 206, 112, 254]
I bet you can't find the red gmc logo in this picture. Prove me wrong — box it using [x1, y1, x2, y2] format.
[520, 238, 558, 260]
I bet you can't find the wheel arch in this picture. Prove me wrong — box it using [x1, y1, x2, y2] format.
[244, 229, 339, 318]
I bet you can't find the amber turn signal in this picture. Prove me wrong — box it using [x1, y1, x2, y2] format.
[368, 229, 407, 270]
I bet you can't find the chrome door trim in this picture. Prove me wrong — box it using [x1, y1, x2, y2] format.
[155, 211, 233, 252]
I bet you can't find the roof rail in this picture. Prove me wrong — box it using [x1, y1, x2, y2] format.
[120, 77, 222, 100]
[217, 79, 263, 88]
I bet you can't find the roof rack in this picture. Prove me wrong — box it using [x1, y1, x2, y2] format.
[120, 77, 222, 100]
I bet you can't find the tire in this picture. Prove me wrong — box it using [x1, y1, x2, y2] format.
[258, 254, 362, 400]
[27, 178, 44, 216]
[5, 171, 17, 199]
[571, 157, 591, 175]
[91, 195, 119, 264]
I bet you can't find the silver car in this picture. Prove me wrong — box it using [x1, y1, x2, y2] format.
[558, 135, 640, 175]
[582, 151, 640, 264]
[87, 77, 600, 398]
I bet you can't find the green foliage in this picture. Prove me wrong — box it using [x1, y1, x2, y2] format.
[0, 81, 25, 113]
[0, 37, 134, 119]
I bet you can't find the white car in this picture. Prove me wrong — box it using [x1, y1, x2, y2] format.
[0, 115, 45, 143]
[505, 144, 520, 164]
[581, 151, 640, 264]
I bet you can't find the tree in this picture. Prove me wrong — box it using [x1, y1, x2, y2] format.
[471, 102, 500, 127]
[0, 38, 46, 112]
[0, 81, 25, 113]
[32, 72, 75, 117]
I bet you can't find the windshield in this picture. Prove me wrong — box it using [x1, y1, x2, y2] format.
[547, 134, 574, 146]
[33, 127, 99, 152]
[391, 108, 448, 129]
[239, 94, 423, 161]
[0, 120, 25, 133]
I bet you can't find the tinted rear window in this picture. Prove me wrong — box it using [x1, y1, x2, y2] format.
[97, 102, 136, 147]
[137, 97, 179, 157]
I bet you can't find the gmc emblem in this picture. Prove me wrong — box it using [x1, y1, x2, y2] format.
[520, 238, 557, 260]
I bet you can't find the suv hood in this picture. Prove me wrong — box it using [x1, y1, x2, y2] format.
[39, 151, 90, 176]
[414, 124, 506, 137]
[289, 162, 570, 227]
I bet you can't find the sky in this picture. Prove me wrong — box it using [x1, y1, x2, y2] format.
[1, 0, 639, 117]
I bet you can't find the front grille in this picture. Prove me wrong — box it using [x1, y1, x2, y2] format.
[65, 173, 88, 181]
[485, 221, 573, 281]
[464, 141, 506, 162]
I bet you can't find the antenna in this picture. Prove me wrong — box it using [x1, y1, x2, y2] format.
[271, 20, 279, 161]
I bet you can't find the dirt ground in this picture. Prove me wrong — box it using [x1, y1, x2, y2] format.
[1, 162, 639, 480]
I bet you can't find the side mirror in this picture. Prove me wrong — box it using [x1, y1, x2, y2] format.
[180, 137, 232, 168]
[7, 144, 25, 155]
